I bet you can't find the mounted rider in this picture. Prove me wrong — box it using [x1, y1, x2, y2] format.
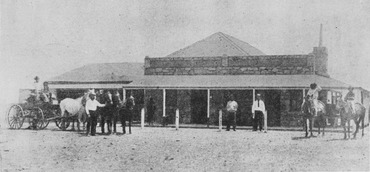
[344, 86, 356, 114]
[306, 83, 322, 116]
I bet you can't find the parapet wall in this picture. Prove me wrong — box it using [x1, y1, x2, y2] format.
[144, 55, 315, 75]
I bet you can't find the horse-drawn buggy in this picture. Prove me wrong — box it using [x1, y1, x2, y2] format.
[7, 91, 59, 129]
[7, 90, 86, 130]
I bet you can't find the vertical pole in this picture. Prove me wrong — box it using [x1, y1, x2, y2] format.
[302, 89, 306, 131]
[163, 89, 166, 126]
[163, 89, 166, 117]
[141, 108, 145, 129]
[218, 109, 222, 132]
[264, 110, 267, 133]
[176, 109, 179, 130]
[253, 89, 256, 102]
[207, 89, 210, 128]
[122, 88, 127, 102]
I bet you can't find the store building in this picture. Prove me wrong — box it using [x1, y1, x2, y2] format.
[46, 31, 370, 127]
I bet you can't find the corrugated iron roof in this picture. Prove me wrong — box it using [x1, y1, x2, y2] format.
[124, 75, 351, 89]
[166, 32, 265, 57]
[47, 63, 144, 83]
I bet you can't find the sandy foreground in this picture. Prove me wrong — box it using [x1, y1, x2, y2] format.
[0, 123, 369, 172]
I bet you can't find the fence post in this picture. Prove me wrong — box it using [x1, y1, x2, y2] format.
[264, 110, 267, 133]
[176, 109, 179, 130]
[219, 109, 222, 132]
[141, 108, 145, 129]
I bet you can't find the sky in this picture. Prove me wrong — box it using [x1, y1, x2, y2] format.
[1, 0, 370, 105]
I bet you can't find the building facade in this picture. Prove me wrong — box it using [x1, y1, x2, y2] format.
[45, 32, 370, 127]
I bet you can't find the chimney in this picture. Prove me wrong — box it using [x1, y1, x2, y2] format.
[313, 24, 329, 77]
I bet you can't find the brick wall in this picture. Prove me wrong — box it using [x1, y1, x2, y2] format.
[144, 55, 315, 75]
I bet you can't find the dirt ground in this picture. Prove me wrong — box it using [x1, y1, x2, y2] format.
[0, 123, 369, 172]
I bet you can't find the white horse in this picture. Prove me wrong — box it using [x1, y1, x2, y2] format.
[59, 93, 89, 131]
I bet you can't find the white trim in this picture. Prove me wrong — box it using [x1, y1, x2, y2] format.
[122, 88, 126, 102]
[253, 89, 256, 101]
[121, 86, 323, 90]
[49, 84, 123, 89]
[207, 89, 210, 118]
[163, 89, 166, 117]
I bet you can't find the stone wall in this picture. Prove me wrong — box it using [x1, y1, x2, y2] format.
[144, 55, 315, 75]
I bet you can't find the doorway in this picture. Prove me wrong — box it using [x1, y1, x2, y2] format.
[191, 90, 208, 124]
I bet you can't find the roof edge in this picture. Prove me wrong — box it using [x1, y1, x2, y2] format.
[48, 81, 132, 85]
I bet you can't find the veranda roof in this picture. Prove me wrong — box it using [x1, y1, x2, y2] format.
[123, 74, 352, 90]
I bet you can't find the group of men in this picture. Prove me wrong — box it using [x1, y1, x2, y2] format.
[85, 89, 135, 136]
[225, 93, 265, 132]
[225, 83, 357, 132]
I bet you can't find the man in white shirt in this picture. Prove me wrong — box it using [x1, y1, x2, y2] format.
[226, 95, 238, 131]
[85, 92, 106, 136]
[252, 93, 265, 131]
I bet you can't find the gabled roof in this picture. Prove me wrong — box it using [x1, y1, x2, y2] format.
[166, 32, 265, 57]
[123, 75, 351, 89]
[47, 63, 144, 84]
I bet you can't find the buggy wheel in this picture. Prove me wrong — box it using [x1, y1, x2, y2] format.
[37, 107, 49, 129]
[7, 104, 24, 129]
[29, 107, 46, 130]
[41, 119, 50, 129]
[55, 118, 70, 130]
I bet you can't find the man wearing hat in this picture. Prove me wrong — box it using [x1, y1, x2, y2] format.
[252, 93, 265, 131]
[85, 92, 106, 136]
[344, 86, 356, 114]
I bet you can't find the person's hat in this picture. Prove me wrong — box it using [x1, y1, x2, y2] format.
[89, 92, 96, 96]
[256, 93, 261, 96]
[310, 83, 317, 89]
[348, 86, 354, 90]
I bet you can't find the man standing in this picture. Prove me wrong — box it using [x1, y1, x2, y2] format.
[85, 93, 106, 136]
[252, 93, 265, 131]
[226, 95, 238, 131]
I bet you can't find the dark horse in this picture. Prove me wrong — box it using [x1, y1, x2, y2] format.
[301, 96, 314, 137]
[111, 91, 122, 134]
[118, 96, 135, 134]
[101, 91, 114, 134]
[301, 95, 327, 137]
[336, 97, 366, 139]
